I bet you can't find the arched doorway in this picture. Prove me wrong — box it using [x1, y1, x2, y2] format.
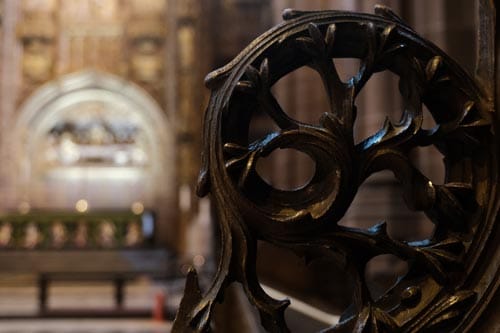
[12, 70, 176, 247]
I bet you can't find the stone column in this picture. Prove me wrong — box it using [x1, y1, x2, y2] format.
[0, 0, 21, 211]
[173, 0, 211, 255]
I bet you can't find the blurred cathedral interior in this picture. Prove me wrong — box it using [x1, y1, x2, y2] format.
[0, 0, 477, 332]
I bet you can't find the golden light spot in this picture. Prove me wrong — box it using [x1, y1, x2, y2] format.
[131, 201, 144, 215]
[75, 199, 89, 213]
[18, 201, 31, 215]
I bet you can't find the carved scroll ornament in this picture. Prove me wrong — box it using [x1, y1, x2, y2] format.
[173, 6, 498, 333]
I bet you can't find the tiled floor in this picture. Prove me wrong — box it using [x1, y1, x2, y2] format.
[0, 274, 184, 317]
[0, 319, 171, 333]
[0, 274, 183, 332]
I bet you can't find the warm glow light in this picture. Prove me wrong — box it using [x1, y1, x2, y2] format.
[18, 201, 31, 215]
[75, 199, 89, 213]
[193, 255, 206, 267]
[131, 201, 144, 215]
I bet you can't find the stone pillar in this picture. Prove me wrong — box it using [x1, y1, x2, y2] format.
[126, 0, 167, 104]
[0, 0, 21, 211]
[173, 0, 212, 255]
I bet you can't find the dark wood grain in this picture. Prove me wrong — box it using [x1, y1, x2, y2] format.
[173, 3, 499, 332]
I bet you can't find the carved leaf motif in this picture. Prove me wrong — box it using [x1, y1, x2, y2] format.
[374, 4, 408, 27]
[425, 56, 443, 82]
[414, 237, 465, 283]
[325, 24, 337, 57]
[352, 305, 399, 333]
[418, 290, 476, 332]
[171, 269, 209, 332]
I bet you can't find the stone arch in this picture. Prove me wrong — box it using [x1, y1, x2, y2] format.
[12, 70, 176, 246]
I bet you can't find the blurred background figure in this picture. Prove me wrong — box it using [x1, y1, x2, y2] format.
[0, 222, 12, 247]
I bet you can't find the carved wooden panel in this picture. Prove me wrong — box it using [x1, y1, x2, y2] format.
[14, 0, 168, 105]
[173, 4, 498, 333]
[18, 0, 56, 96]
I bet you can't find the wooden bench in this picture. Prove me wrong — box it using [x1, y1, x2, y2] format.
[0, 211, 179, 317]
[0, 249, 176, 316]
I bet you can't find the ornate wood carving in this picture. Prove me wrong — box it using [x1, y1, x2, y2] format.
[173, 5, 498, 333]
